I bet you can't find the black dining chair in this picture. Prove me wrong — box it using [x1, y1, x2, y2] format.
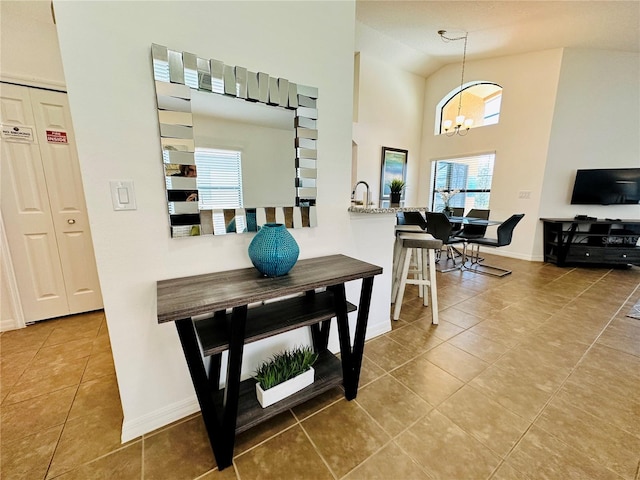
[449, 207, 465, 235]
[425, 212, 464, 272]
[402, 211, 428, 230]
[455, 208, 490, 240]
[463, 213, 525, 276]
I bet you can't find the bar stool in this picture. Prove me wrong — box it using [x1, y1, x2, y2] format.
[391, 232, 442, 324]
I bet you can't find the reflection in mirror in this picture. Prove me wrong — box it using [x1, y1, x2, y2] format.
[151, 44, 318, 237]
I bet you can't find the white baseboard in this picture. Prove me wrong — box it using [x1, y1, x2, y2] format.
[121, 395, 200, 443]
[0, 318, 24, 332]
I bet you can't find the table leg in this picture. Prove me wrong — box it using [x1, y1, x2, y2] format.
[219, 304, 248, 468]
[349, 276, 374, 398]
[175, 319, 224, 466]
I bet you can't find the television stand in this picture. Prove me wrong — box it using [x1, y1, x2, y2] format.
[540, 218, 640, 267]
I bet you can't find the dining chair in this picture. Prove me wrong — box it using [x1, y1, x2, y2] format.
[463, 213, 525, 276]
[449, 207, 465, 235]
[424, 212, 464, 272]
[456, 208, 490, 239]
[402, 211, 428, 230]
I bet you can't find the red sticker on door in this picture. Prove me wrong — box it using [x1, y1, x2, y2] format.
[46, 130, 68, 144]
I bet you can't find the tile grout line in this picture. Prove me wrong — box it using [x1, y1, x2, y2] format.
[484, 277, 640, 480]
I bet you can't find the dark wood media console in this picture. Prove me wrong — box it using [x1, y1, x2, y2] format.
[540, 218, 640, 267]
[156, 254, 382, 469]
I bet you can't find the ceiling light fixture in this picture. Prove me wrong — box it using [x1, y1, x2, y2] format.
[438, 30, 473, 136]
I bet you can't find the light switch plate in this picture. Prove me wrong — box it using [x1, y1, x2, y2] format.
[110, 180, 137, 211]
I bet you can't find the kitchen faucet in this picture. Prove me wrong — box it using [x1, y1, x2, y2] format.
[351, 181, 370, 206]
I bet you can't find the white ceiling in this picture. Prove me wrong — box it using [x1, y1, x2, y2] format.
[356, 0, 640, 77]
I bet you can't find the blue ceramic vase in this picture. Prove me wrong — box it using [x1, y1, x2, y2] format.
[248, 223, 299, 277]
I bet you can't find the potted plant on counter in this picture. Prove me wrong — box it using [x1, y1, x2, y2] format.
[387, 178, 406, 207]
[254, 345, 318, 408]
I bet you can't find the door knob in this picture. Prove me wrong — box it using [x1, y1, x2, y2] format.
[68, 219, 76, 224]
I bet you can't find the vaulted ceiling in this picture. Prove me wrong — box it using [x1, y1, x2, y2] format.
[356, 1, 640, 77]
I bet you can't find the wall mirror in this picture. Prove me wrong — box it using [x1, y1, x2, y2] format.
[151, 44, 318, 237]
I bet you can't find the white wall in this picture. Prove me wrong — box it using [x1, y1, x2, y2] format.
[52, 0, 389, 441]
[353, 53, 426, 206]
[539, 49, 640, 220]
[420, 49, 565, 260]
[0, 1, 66, 89]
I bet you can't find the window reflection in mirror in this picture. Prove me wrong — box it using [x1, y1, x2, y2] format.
[191, 91, 295, 208]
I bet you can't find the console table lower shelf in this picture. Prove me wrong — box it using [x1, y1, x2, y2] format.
[156, 254, 382, 470]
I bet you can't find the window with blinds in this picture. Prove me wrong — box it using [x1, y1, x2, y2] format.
[431, 153, 495, 212]
[195, 147, 244, 209]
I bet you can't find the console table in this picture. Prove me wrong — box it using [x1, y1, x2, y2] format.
[540, 218, 640, 267]
[156, 254, 382, 469]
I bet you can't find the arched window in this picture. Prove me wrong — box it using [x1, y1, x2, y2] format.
[437, 82, 502, 135]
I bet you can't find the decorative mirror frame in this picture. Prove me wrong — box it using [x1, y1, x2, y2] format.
[151, 44, 318, 237]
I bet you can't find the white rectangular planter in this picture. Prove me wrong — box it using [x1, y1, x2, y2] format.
[255, 367, 315, 408]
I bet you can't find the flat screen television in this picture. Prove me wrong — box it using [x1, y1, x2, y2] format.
[570, 168, 640, 205]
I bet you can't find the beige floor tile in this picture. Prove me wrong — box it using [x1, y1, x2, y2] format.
[396, 410, 501, 480]
[46, 410, 125, 478]
[438, 306, 484, 329]
[491, 346, 573, 393]
[436, 385, 530, 457]
[385, 323, 443, 353]
[290, 386, 343, 421]
[0, 324, 52, 356]
[0, 385, 76, 442]
[411, 318, 466, 340]
[447, 330, 510, 363]
[68, 373, 123, 420]
[234, 425, 332, 480]
[355, 374, 431, 436]
[577, 343, 640, 382]
[361, 335, 418, 372]
[343, 441, 430, 480]
[143, 416, 216, 479]
[391, 354, 463, 407]
[466, 319, 531, 348]
[4, 356, 88, 405]
[234, 410, 296, 455]
[42, 315, 102, 347]
[535, 395, 640, 479]
[197, 465, 239, 479]
[507, 426, 621, 479]
[81, 349, 116, 381]
[31, 337, 94, 367]
[0, 425, 62, 480]
[470, 366, 553, 421]
[490, 462, 532, 479]
[301, 399, 389, 478]
[422, 342, 489, 382]
[555, 373, 640, 436]
[53, 441, 142, 480]
[596, 317, 640, 356]
[357, 355, 386, 387]
[1, 350, 36, 392]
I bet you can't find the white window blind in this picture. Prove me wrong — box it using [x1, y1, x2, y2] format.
[195, 148, 244, 210]
[431, 153, 495, 212]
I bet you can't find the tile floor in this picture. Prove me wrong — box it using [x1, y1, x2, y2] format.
[1, 255, 639, 479]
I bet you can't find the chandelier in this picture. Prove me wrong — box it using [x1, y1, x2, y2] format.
[439, 30, 473, 136]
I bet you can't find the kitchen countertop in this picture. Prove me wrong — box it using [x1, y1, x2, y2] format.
[347, 206, 427, 214]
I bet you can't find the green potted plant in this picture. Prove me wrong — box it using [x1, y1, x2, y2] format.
[387, 178, 406, 207]
[254, 345, 318, 408]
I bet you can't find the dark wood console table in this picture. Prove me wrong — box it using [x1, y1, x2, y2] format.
[540, 218, 640, 267]
[156, 254, 382, 469]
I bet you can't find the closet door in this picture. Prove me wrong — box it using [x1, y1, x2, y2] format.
[30, 88, 103, 315]
[0, 84, 102, 322]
